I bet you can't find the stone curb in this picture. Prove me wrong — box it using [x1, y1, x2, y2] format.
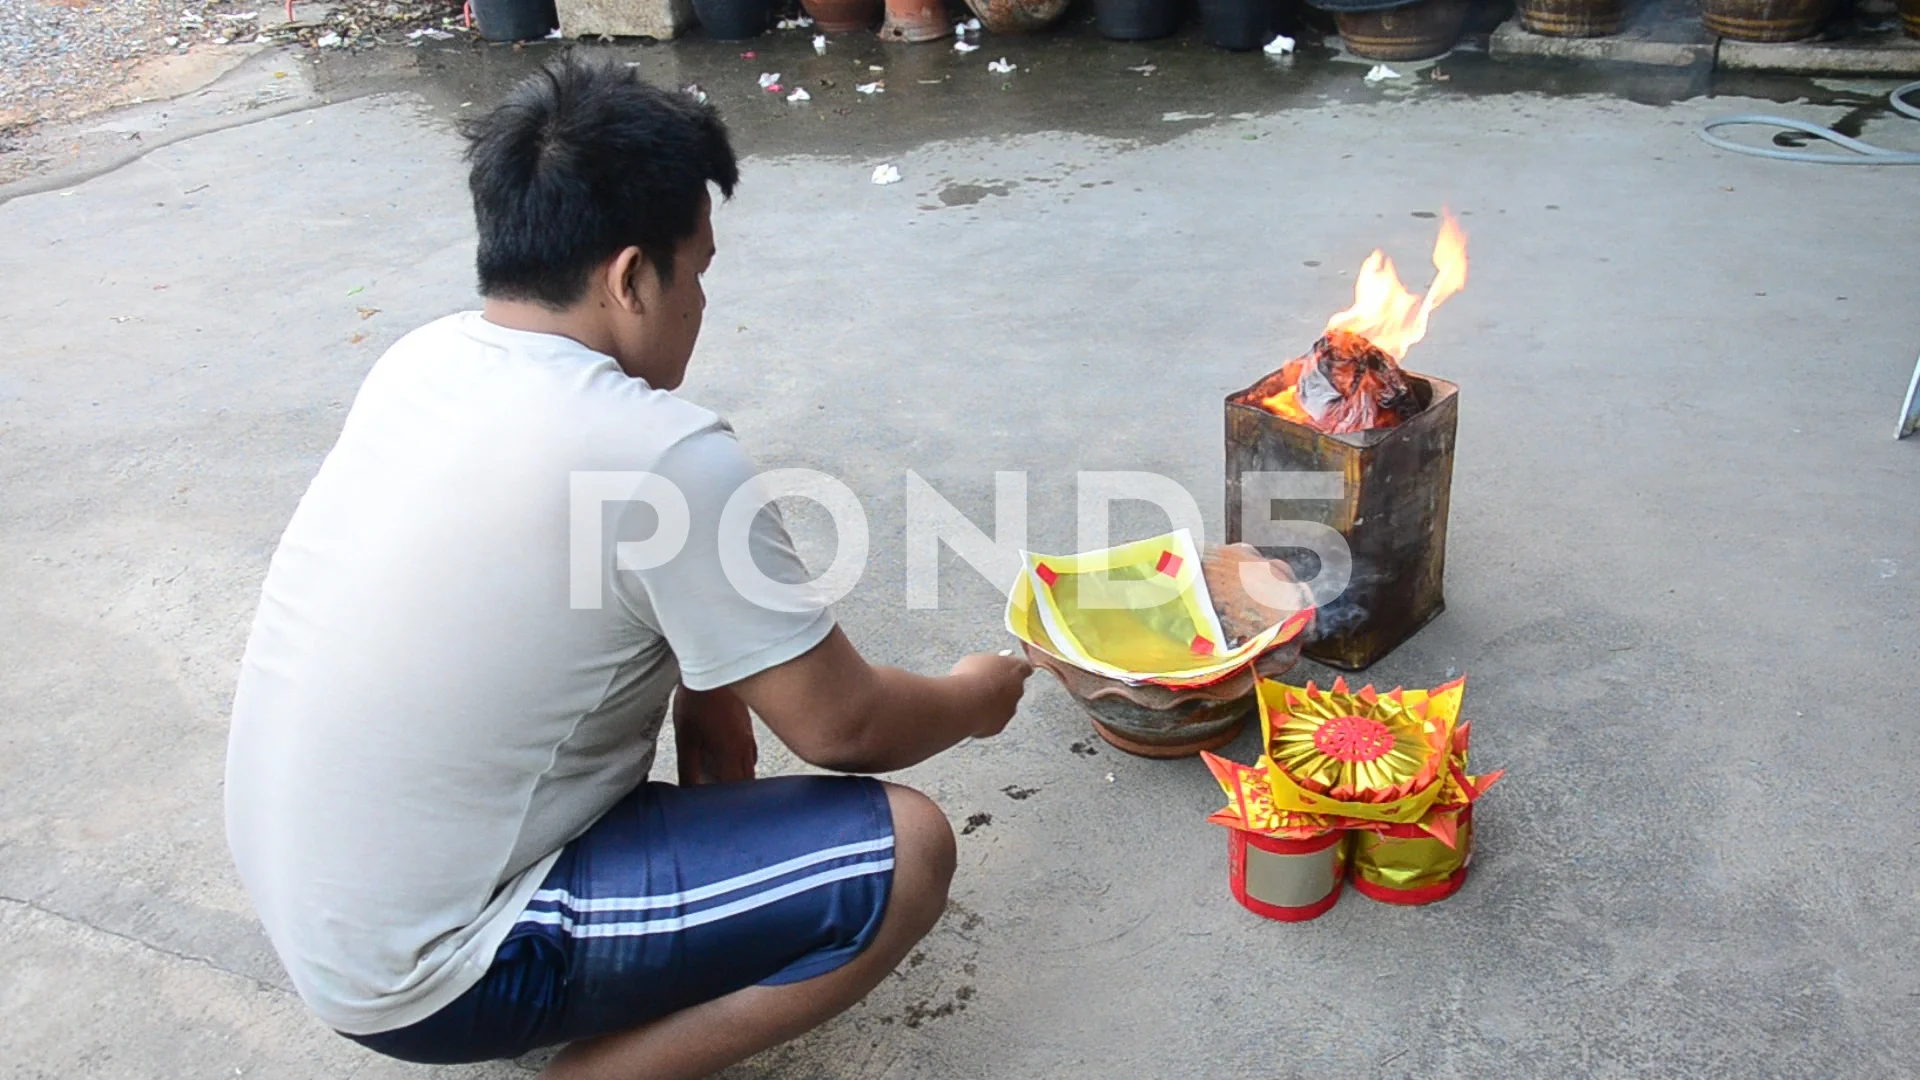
[1489, 18, 1920, 76]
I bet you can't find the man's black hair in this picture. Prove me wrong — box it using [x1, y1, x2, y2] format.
[462, 57, 739, 309]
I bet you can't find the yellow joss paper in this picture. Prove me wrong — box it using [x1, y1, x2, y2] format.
[1004, 529, 1300, 688]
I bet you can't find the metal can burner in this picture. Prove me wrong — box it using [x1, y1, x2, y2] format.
[1224, 369, 1459, 671]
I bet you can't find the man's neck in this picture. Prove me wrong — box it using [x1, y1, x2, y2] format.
[481, 298, 618, 361]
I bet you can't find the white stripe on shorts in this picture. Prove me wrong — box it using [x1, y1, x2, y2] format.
[526, 835, 895, 916]
[516, 857, 895, 939]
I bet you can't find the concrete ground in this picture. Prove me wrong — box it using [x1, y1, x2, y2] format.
[4, 23, 1919, 1080]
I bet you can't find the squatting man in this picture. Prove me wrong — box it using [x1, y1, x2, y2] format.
[226, 58, 1033, 1078]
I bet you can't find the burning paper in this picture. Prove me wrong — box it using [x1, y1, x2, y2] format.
[1004, 530, 1310, 689]
[1259, 212, 1467, 434]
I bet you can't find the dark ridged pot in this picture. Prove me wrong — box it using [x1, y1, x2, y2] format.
[1698, 0, 1835, 41]
[1517, 0, 1621, 36]
[1096, 0, 1184, 39]
[471, 0, 557, 41]
[1200, 0, 1275, 49]
[693, 0, 772, 39]
[1333, 0, 1472, 60]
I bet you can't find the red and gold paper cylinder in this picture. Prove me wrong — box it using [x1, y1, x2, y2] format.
[1347, 807, 1473, 905]
[1226, 828, 1346, 921]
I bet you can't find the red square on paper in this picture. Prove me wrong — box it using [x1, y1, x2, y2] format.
[1155, 550, 1183, 577]
[1035, 564, 1059, 587]
[1190, 635, 1215, 656]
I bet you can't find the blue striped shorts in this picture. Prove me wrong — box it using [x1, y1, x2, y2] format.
[346, 775, 895, 1064]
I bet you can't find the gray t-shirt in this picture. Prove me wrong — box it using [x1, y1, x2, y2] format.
[225, 313, 833, 1034]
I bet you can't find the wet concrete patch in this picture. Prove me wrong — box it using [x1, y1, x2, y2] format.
[937, 181, 1015, 207]
[295, 22, 1915, 162]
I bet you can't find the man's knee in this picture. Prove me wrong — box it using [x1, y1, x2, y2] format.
[881, 783, 955, 930]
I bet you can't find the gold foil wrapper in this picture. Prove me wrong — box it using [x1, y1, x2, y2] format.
[1348, 812, 1474, 899]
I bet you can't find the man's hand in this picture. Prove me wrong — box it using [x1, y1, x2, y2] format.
[672, 685, 758, 786]
[948, 652, 1034, 740]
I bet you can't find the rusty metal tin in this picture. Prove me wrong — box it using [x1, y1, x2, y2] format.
[1227, 828, 1346, 921]
[1224, 370, 1459, 671]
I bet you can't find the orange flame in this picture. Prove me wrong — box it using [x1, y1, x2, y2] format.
[1323, 211, 1469, 361]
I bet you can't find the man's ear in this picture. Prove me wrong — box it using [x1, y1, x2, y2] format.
[605, 246, 648, 314]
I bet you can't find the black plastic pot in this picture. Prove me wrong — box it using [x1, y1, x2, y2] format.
[1095, 0, 1184, 39]
[694, 0, 772, 39]
[470, 0, 558, 42]
[1199, 0, 1273, 49]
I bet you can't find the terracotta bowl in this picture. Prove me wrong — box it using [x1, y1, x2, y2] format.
[1025, 543, 1312, 758]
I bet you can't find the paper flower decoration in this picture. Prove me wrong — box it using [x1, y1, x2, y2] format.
[1203, 675, 1503, 915]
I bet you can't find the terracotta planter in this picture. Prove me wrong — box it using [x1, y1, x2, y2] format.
[1897, 0, 1919, 36]
[963, 0, 1074, 34]
[804, 0, 883, 31]
[1335, 0, 1473, 60]
[1516, 0, 1620, 36]
[880, 0, 951, 40]
[1023, 544, 1312, 758]
[1698, 0, 1835, 42]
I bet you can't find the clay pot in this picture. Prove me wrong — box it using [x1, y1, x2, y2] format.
[804, 0, 883, 31]
[1199, 0, 1275, 49]
[880, 0, 951, 40]
[693, 0, 771, 39]
[1095, 0, 1184, 39]
[1334, 0, 1472, 60]
[963, 0, 1074, 34]
[1698, 0, 1835, 42]
[1024, 544, 1312, 758]
[1902, 0, 1920, 38]
[1515, 0, 1620, 36]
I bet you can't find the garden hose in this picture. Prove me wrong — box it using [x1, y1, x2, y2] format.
[1699, 81, 1920, 164]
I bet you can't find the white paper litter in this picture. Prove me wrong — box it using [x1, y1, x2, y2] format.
[683, 83, 708, 103]
[545, 27, 562, 39]
[757, 72, 782, 89]
[953, 39, 979, 53]
[1161, 111, 1215, 122]
[1364, 64, 1402, 84]
[986, 58, 1015, 74]
[962, 17, 981, 30]
[812, 34, 827, 54]
[856, 81, 884, 94]
[775, 16, 814, 29]
[1128, 63, 1157, 74]
[871, 164, 901, 185]
[408, 27, 455, 39]
[1264, 33, 1295, 55]
[787, 87, 811, 103]
[315, 31, 343, 48]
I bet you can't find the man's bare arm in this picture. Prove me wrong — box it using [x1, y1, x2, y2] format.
[727, 628, 1032, 774]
